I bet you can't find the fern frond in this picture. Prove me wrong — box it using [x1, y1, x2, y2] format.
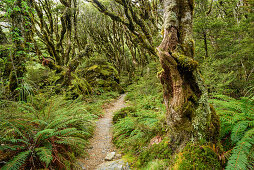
[231, 121, 249, 144]
[31, 119, 48, 127]
[35, 147, 53, 167]
[1, 150, 31, 170]
[2, 120, 29, 141]
[64, 130, 90, 138]
[52, 128, 77, 136]
[53, 118, 80, 129]
[34, 129, 55, 141]
[1, 138, 29, 145]
[56, 136, 89, 149]
[0, 144, 25, 151]
[45, 117, 69, 129]
[226, 128, 254, 170]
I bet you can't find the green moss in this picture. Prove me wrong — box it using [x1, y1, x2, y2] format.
[87, 64, 99, 71]
[206, 104, 220, 143]
[191, 71, 212, 140]
[77, 59, 122, 93]
[65, 75, 92, 99]
[139, 139, 172, 166]
[182, 39, 195, 58]
[172, 52, 198, 71]
[157, 69, 164, 78]
[172, 144, 221, 170]
[142, 159, 169, 170]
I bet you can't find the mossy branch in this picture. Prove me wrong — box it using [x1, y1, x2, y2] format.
[172, 52, 198, 71]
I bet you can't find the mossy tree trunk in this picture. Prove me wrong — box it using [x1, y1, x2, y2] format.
[8, 0, 26, 97]
[157, 0, 219, 151]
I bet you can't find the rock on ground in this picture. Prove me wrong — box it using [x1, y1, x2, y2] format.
[105, 152, 116, 161]
[96, 159, 130, 170]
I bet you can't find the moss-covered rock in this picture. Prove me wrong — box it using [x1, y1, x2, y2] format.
[172, 144, 221, 170]
[142, 159, 168, 170]
[65, 75, 92, 100]
[139, 139, 172, 166]
[77, 58, 124, 93]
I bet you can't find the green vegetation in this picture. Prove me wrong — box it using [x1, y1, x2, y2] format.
[113, 64, 168, 167]
[0, 0, 253, 169]
[210, 95, 254, 169]
[173, 144, 221, 170]
[113, 64, 253, 169]
[0, 92, 118, 169]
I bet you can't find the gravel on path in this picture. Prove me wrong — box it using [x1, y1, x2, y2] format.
[80, 94, 126, 170]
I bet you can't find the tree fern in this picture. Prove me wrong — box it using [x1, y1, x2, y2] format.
[1, 150, 31, 170]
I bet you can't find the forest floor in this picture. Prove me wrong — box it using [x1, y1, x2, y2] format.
[79, 94, 126, 170]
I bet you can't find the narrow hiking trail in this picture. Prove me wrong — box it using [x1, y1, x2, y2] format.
[80, 94, 126, 170]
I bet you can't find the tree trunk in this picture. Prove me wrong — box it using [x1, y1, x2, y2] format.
[203, 31, 209, 58]
[8, 0, 26, 97]
[157, 0, 219, 152]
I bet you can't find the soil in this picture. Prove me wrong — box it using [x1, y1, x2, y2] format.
[80, 94, 126, 170]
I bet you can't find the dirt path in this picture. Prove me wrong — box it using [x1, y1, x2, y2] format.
[80, 94, 126, 170]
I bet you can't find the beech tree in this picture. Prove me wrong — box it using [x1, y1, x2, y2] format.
[90, 0, 220, 152]
[157, 0, 219, 150]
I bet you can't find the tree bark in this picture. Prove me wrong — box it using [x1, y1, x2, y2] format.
[157, 0, 219, 152]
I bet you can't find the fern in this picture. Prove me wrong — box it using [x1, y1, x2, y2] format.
[35, 147, 53, 167]
[56, 136, 89, 149]
[231, 122, 248, 144]
[0, 96, 97, 169]
[226, 129, 254, 170]
[34, 129, 55, 141]
[210, 95, 254, 169]
[1, 150, 31, 170]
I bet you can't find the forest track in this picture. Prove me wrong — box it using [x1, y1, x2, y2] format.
[79, 94, 126, 170]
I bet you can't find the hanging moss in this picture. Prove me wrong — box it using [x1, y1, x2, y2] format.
[172, 144, 221, 170]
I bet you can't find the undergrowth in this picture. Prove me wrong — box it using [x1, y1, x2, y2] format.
[113, 62, 253, 169]
[0, 91, 119, 169]
[113, 63, 169, 168]
[210, 95, 254, 169]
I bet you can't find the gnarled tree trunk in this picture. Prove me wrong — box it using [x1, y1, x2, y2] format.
[157, 0, 219, 152]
